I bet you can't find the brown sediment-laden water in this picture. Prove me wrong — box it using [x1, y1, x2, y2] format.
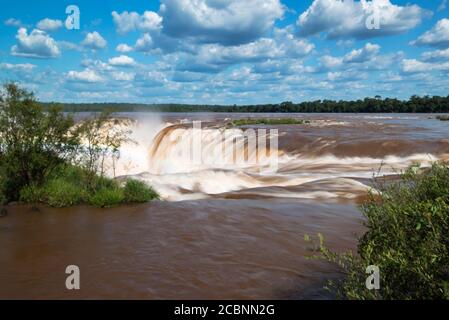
[1, 113, 448, 299]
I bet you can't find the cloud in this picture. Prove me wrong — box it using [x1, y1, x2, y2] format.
[112, 11, 162, 34]
[421, 48, 449, 63]
[81, 59, 113, 71]
[67, 69, 104, 83]
[135, 34, 154, 52]
[175, 39, 289, 73]
[327, 70, 367, 82]
[159, 0, 284, 45]
[438, 0, 447, 12]
[81, 31, 107, 50]
[112, 71, 135, 81]
[134, 70, 167, 87]
[411, 19, 449, 49]
[116, 44, 133, 53]
[171, 71, 208, 83]
[37, 18, 63, 32]
[319, 55, 343, 69]
[315, 43, 389, 73]
[58, 41, 82, 52]
[401, 59, 434, 73]
[173, 27, 314, 74]
[273, 28, 315, 58]
[11, 28, 60, 59]
[343, 43, 380, 63]
[4, 18, 22, 27]
[0, 63, 38, 84]
[203, 39, 283, 63]
[0, 62, 36, 71]
[401, 58, 449, 74]
[297, 0, 427, 39]
[108, 55, 136, 67]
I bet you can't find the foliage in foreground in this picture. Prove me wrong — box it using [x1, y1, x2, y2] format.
[309, 163, 449, 300]
[0, 83, 159, 207]
[0, 83, 78, 201]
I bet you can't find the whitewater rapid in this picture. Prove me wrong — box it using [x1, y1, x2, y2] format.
[107, 117, 447, 202]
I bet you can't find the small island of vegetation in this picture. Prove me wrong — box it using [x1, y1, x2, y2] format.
[437, 115, 449, 121]
[229, 118, 310, 127]
[0, 83, 159, 208]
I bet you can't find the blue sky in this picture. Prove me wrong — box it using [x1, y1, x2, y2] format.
[0, 0, 448, 104]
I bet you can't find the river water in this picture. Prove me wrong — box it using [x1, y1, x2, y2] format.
[1, 113, 448, 299]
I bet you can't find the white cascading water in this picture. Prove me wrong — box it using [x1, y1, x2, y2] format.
[110, 120, 439, 201]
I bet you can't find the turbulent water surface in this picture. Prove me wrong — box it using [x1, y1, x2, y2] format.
[1, 113, 448, 299]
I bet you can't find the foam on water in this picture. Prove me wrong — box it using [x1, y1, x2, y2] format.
[109, 121, 443, 201]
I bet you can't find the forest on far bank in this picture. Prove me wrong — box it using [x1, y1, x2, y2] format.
[41, 95, 449, 113]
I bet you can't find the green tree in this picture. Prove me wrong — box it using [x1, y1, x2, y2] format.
[0, 83, 79, 201]
[74, 111, 134, 186]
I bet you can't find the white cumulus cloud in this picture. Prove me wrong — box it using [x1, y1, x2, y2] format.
[37, 18, 63, 32]
[421, 48, 449, 62]
[412, 19, 449, 49]
[11, 28, 60, 59]
[4, 18, 23, 27]
[159, 0, 284, 45]
[67, 69, 104, 83]
[297, 0, 427, 39]
[116, 43, 133, 53]
[108, 55, 136, 67]
[82, 31, 107, 50]
[135, 34, 154, 52]
[112, 11, 162, 34]
[0, 62, 36, 71]
[344, 43, 380, 63]
[112, 71, 135, 81]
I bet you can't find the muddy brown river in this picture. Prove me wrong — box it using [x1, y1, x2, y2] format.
[1, 113, 448, 299]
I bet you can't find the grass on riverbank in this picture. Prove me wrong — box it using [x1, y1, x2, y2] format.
[308, 162, 449, 300]
[18, 164, 159, 208]
[437, 115, 449, 121]
[229, 118, 310, 127]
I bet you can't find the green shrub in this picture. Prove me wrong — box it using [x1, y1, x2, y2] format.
[0, 83, 79, 202]
[50, 164, 86, 184]
[0, 171, 6, 205]
[0, 188, 6, 205]
[123, 179, 160, 203]
[89, 188, 125, 208]
[19, 184, 45, 204]
[15, 165, 160, 208]
[312, 163, 449, 300]
[44, 179, 85, 208]
[91, 175, 119, 192]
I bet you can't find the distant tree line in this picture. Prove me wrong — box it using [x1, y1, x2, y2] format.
[41, 95, 449, 113]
